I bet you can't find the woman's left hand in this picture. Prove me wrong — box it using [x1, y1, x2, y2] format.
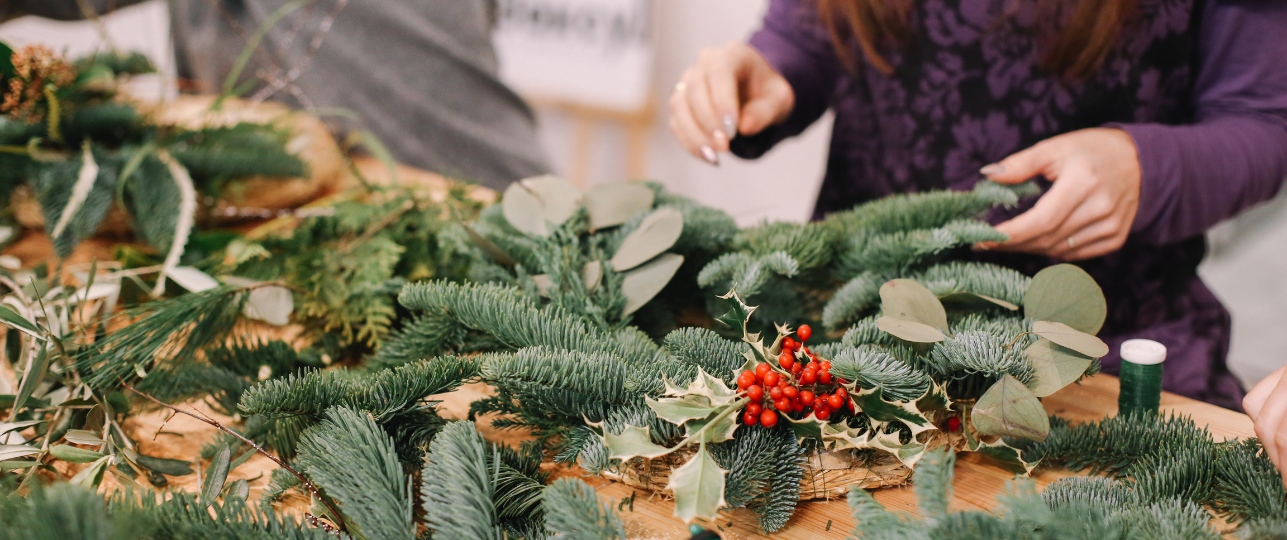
[980, 128, 1142, 260]
[1244, 366, 1287, 488]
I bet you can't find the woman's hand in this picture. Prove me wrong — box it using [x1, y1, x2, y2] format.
[668, 42, 795, 165]
[1245, 366, 1287, 488]
[981, 128, 1142, 260]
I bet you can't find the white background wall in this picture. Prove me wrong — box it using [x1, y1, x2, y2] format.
[4, 0, 1283, 391]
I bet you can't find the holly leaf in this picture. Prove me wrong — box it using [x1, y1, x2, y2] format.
[852, 388, 931, 428]
[1024, 264, 1106, 334]
[1031, 320, 1108, 358]
[786, 414, 828, 443]
[974, 440, 1040, 475]
[875, 316, 945, 343]
[1025, 338, 1093, 397]
[646, 395, 720, 426]
[971, 375, 1049, 442]
[601, 425, 673, 461]
[867, 431, 930, 469]
[0, 42, 14, 80]
[684, 412, 739, 444]
[715, 289, 758, 338]
[879, 279, 948, 330]
[667, 445, 727, 523]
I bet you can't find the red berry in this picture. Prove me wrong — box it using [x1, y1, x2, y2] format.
[755, 363, 772, 380]
[738, 371, 756, 388]
[820, 360, 832, 370]
[760, 410, 779, 428]
[763, 371, 780, 388]
[806, 362, 821, 372]
[947, 416, 961, 432]
[793, 401, 804, 413]
[815, 407, 831, 420]
[790, 362, 804, 375]
[800, 391, 815, 406]
[769, 386, 783, 401]
[783, 386, 799, 400]
[819, 370, 834, 385]
[747, 385, 764, 401]
[743, 411, 758, 425]
[798, 325, 813, 342]
[775, 398, 793, 412]
[800, 371, 817, 385]
[747, 402, 763, 416]
[781, 336, 798, 351]
[835, 386, 848, 397]
[827, 394, 845, 410]
[778, 351, 794, 369]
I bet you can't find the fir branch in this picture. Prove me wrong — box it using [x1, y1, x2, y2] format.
[830, 346, 931, 402]
[542, 477, 627, 540]
[420, 421, 504, 540]
[1212, 439, 1287, 525]
[661, 326, 747, 382]
[295, 407, 413, 540]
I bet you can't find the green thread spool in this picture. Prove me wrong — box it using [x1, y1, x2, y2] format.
[1118, 339, 1166, 416]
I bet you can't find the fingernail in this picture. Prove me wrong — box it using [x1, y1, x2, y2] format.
[980, 164, 1005, 177]
[722, 115, 737, 139]
[700, 145, 719, 166]
[973, 241, 998, 251]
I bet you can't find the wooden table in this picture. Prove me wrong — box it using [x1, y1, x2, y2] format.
[578, 374, 1255, 540]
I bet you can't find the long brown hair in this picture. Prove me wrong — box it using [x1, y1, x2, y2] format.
[816, 0, 1138, 80]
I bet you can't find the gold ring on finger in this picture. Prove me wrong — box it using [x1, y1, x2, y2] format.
[1067, 237, 1075, 248]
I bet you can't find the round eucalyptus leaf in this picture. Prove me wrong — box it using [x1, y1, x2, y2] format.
[585, 182, 654, 230]
[610, 207, 684, 271]
[971, 374, 1050, 442]
[938, 292, 1019, 311]
[1024, 264, 1106, 334]
[244, 286, 294, 326]
[531, 274, 554, 297]
[1031, 320, 1109, 358]
[501, 182, 548, 237]
[879, 279, 948, 330]
[620, 253, 685, 315]
[520, 175, 583, 226]
[875, 316, 946, 343]
[582, 261, 603, 291]
[1025, 338, 1094, 397]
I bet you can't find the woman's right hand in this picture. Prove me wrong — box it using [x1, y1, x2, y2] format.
[1245, 365, 1287, 488]
[668, 42, 795, 165]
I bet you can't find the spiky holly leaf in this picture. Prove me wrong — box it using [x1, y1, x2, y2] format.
[786, 414, 828, 443]
[658, 368, 740, 407]
[647, 395, 723, 426]
[1025, 338, 1093, 397]
[852, 387, 932, 428]
[598, 424, 673, 461]
[867, 431, 930, 469]
[716, 288, 758, 340]
[684, 412, 739, 444]
[1031, 320, 1108, 358]
[973, 440, 1040, 475]
[667, 444, 727, 523]
[972, 375, 1049, 442]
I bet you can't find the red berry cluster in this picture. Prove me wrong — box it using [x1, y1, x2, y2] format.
[736, 325, 852, 428]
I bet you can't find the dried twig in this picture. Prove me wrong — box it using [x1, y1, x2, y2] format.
[119, 378, 348, 535]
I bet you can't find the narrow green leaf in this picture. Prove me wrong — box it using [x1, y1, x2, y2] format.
[875, 316, 945, 343]
[62, 429, 105, 446]
[666, 445, 727, 523]
[50, 444, 104, 463]
[971, 375, 1049, 442]
[610, 207, 684, 271]
[0, 305, 42, 339]
[0, 460, 38, 469]
[0, 419, 45, 435]
[1025, 338, 1093, 397]
[0, 444, 39, 461]
[132, 453, 194, 476]
[10, 346, 48, 421]
[200, 446, 232, 508]
[224, 478, 251, 503]
[69, 455, 111, 488]
[1024, 264, 1106, 334]
[1031, 320, 1109, 358]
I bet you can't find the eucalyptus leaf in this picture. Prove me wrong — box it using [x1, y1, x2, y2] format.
[501, 181, 548, 236]
[63, 429, 105, 446]
[167, 266, 219, 293]
[880, 279, 948, 330]
[0, 444, 39, 461]
[244, 285, 293, 326]
[610, 207, 684, 271]
[69, 455, 111, 488]
[201, 446, 232, 509]
[602, 425, 673, 461]
[584, 182, 654, 230]
[1031, 320, 1109, 358]
[50, 444, 104, 463]
[582, 261, 603, 291]
[531, 274, 554, 297]
[520, 175, 583, 226]
[666, 445, 728, 523]
[1025, 338, 1093, 397]
[1024, 264, 1106, 334]
[971, 375, 1050, 442]
[619, 253, 684, 315]
[875, 316, 946, 343]
[938, 292, 1019, 311]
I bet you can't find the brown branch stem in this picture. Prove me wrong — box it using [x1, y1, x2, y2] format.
[118, 378, 347, 535]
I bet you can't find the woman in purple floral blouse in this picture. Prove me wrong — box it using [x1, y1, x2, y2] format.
[669, 0, 1287, 411]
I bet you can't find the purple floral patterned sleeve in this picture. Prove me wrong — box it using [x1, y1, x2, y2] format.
[1117, 2, 1287, 244]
